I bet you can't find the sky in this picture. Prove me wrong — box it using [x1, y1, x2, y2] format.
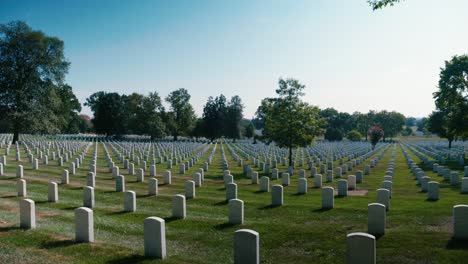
[1, 0, 468, 119]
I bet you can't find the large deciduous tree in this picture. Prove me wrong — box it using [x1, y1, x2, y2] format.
[85, 92, 129, 136]
[225, 95, 244, 142]
[165, 88, 195, 141]
[201, 95, 228, 141]
[257, 78, 322, 166]
[0, 21, 70, 142]
[431, 55, 468, 147]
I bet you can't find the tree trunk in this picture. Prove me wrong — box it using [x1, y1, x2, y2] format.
[13, 131, 19, 143]
[289, 146, 293, 167]
[173, 134, 178, 141]
[449, 139, 453, 149]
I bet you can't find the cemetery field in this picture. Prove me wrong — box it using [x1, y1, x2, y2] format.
[1, 139, 468, 263]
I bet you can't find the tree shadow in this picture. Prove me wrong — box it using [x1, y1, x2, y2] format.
[107, 210, 132, 215]
[164, 216, 181, 223]
[214, 222, 236, 230]
[312, 207, 333, 213]
[0, 225, 21, 232]
[292, 193, 306, 196]
[213, 200, 228, 206]
[106, 254, 148, 264]
[258, 204, 281, 210]
[446, 238, 468, 249]
[41, 239, 76, 249]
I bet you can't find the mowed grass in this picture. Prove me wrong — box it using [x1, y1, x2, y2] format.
[0, 140, 468, 263]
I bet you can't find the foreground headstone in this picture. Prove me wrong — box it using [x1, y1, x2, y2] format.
[377, 188, 390, 211]
[17, 179, 27, 197]
[281, 173, 290, 186]
[234, 229, 259, 264]
[124, 191, 136, 212]
[48, 182, 58, 202]
[149, 178, 158, 196]
[298, 178, 307, 194]
[17, 165, 23, 178]
[368, 203, 386, 236]
[347, 232, 376, 264]
[462, 178, 468, 194]
[163, 170, 172, 185]
[226, 183, 238, 201]
[172, 194, 186, 219]
[116, 175, 125, 192]
[453, 205, 468, 239]
[86, 172, 95, 188]
[427, 181, 439, 201]
[260, 176, 270, 192]
[20, 199, 35, 229]
[185, 181, 196, 199]
[272, 185, 283, 206]
[144, 217, 166, 259]
[322, 187, 334, 209]
[75, 207, 94, 242]
[61, 169, 69, 184]
[229, 199, 244, 225]
[337, 179, 348, 196]
[83, 186, 95, 208]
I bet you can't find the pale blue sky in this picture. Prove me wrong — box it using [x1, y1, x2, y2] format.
[1, 0, 467, 118]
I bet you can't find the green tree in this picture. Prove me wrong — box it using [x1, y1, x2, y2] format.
[201, 95, 228, 141]
[416, 117, 427, 132]
[374, 110, 405, 140]
[0, 21, 70, 142]
[225, 95, 244, 142]
[432, 55, 468, 147]
[244, 122, 254, 139]
[128, 92, 166, 139]
[165, 88, 196, 141]
[258, 78, 322, 166]
[368, 0, 403, 10]
[347, 130, 362, 141]
[85, 92, 129, 136]
[406, 117, 416, 127]
[427, 110, 456, 148]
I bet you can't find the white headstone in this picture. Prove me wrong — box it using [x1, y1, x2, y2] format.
[144, 217, 166, 259]
[75, 207, 94, 242]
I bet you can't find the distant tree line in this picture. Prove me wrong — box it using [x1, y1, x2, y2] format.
[1, 20, 466, 148]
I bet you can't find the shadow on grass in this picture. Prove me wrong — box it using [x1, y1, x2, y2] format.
[292, 193, 306, 196]
[217, 187, 226, 191]
[107, 210, 132, 215]
[164, 216, 181, 223]
[1, 194, 17, 198]
[35, 200, 50, 204]
[335, 195, 347, 199]
[213, 200, 228, 206]
[425, 199, 439, 202]
[136, 194, 152, 198]
[61, 206, 78, 211]
[312, 208, 333, 213]
[0, 225, 21, 232]
[254, 190, 266, 194]
[106, 254, 148, 264]
[258, 204, 281, 210]
[446, 238, 468, 249]
[41, 239, 76, 249]
[214, 222, 236, 230]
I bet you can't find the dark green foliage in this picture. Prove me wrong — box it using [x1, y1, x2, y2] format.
[225, 95, 244, 142]
[165, 88, 196, 141]
[0, 21, 70, 142]
[374, 110, 406, 140]
[431, 55, 468, 146]
[347, 130, 362, 141]
[368, 0, 403, 10]
[406, 117, 416, 127]
[201, 95, 228, 141]
[258, 78, 322, 166]
[244, 122, 254, 139]
[324, 128, 343, 141]
[416, 117, 427, 132]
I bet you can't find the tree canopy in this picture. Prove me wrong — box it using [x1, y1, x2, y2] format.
[165, 88, 196, 141]
[0, 21, 71, 142]
[257, 78, 322, 166]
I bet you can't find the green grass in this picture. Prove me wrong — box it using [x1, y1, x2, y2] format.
[0, 140, 468, 263]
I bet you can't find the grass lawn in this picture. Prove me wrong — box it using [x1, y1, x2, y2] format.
[1, 140, 468, 263]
